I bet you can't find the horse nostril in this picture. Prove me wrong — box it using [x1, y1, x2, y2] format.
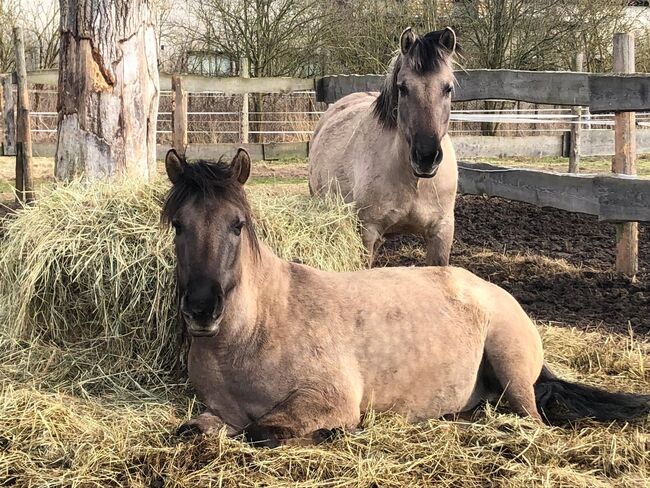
[433, 149, 443, 165]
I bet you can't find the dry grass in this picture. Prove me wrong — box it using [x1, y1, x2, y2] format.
[0, 180, 648, 487]
[0, 180, 365, 376]
[0, 325, 647, 487]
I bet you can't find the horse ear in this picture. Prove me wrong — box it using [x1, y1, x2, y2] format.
[439, 27, 457, 54]
[231, 148, 251, 184]
[400, 27, 416, 55]
[165, 149, 185, 184]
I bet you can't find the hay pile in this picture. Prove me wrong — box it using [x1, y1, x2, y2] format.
[0, 181, 648, 487]
[0, 181, 366, 377]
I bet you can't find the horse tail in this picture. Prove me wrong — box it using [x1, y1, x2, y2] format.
[534, 363, 650, 424]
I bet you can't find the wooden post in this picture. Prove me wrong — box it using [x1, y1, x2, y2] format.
[240, 57, 249, 144]
[612, 33, 637, 277]
[171, 75, 188, 156]
[14, 27, 33, 203]
[2, 75, 15, 156]
[568, 52, 584, 173]
[0, 78, 4, 154]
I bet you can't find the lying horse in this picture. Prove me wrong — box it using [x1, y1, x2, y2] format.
[309, 27, 458, 266]
[163, 149, 649, 447]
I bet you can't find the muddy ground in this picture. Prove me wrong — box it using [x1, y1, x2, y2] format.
[378, 196, 649, 335]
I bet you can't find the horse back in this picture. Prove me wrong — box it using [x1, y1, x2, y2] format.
[309, 92, 378, 198]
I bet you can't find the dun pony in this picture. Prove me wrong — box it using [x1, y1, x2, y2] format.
[309, 27, 459, 266]
[163, 149, 650, 447]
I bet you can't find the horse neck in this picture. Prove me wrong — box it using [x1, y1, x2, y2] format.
[219, 239, 287, 348]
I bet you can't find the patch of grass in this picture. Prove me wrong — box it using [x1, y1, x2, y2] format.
[249, 175, 307, 186]
[466, 155, 650, 176]
[263, 156, 308, 165]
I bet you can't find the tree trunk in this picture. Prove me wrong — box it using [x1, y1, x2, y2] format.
[55, 0, 159, 181]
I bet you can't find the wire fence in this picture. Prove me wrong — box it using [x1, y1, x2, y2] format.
[22, 88, 650, 144]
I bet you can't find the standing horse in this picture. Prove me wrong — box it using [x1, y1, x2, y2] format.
[163, 149, 649, 448]
[309, 27, 458, 265]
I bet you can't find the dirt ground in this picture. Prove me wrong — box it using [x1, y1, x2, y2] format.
[377, 197, 649, 335]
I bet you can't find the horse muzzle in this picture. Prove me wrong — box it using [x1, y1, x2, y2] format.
[411, 162, 440, 178]
[180, 292, 225, 337]
[410, 146, 443, 178]
[186, 316, 223, 337]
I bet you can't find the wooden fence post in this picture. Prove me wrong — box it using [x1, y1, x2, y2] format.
[14, 27, 33, 203]
[612, 33, 638, 278]
[0, 78, 4, 154]
[2, 75, 15, 156]
[240, 57, 249, 144]
[568, 52, 584, 173]
[171, 75, 188, 156]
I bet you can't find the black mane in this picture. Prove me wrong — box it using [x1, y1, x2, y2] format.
[161, 157, 260, 256]
[373, 30, 455, 129]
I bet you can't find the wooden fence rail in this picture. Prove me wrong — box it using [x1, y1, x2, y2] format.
[22, 68, 650, 113]
[316, 71, 650, 113]
[23, 69, 316, 94]
[458, 162, 650, 223]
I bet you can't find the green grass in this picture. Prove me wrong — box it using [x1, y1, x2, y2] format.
[466, 155, 650, 176]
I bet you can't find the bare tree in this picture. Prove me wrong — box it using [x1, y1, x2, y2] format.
[154, 0, 197, 73]
[326, 0, 451, 75]
[564, 0, 632, 73]
[188, 0, 336, 142]
[0, 0, 21, 72]
[23, 1, 60, 70]
[55, 0, 159, 181]
[190, 0, 335, 77]
[451, 0, 628, 135]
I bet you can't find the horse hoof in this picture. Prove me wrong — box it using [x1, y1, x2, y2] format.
[312, 427, 344, 444]
[176, 422, 202, 438]
[242, 425, 281, 448]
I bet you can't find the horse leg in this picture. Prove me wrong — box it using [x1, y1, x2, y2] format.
[362, 225, 383, 266]
[239, 386, 360, 448]
[484, 322, 544, 423]
[177, 410, 236, 437]
[425, 217, 454, 266]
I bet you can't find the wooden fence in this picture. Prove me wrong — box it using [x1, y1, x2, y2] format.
[458, 162, 650, 223]
[315, 70, 650, 112]
[22, 67, 650, 113]
[5, 33, 649, 276]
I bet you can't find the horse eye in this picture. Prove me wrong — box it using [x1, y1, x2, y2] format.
[397, 83, 408, 96]
[171, 220, 182, 235]
[233, 219, 245, 236]
[444, 84, 453, 96]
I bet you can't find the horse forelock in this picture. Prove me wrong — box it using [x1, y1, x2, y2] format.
[373, 32, 455, 130]
[161, 157, 260, 258]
